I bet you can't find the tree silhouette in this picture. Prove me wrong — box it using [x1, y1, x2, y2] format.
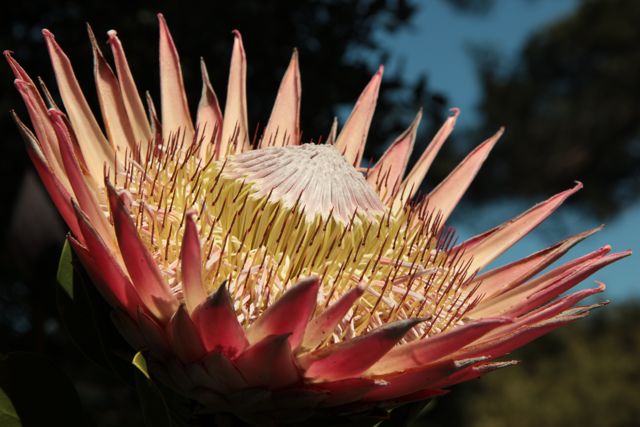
[469, 0, 640, 218]
[1, 0, 448, 231]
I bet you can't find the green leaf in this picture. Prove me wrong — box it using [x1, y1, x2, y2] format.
[56, 238, 74, 298]
[0, 352, 93, 427]
[0, 387, 21, 427]
[133, 352, 150, 379]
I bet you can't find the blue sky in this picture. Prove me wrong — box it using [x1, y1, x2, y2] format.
[373, 0, 639, 300]
[377, 0, 578, 124]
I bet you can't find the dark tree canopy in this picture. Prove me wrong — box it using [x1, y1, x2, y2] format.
[1, 0, 449, 231]
[470, 0, 640, 218]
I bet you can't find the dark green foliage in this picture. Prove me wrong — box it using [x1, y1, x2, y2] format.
[470, 0, 640, 218]
[55, 238, 135, 382]
[1, 0, 446, 231]
[0, 352, 94, 427]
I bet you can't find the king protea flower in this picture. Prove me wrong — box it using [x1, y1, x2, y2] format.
[6, 14, 630, 425]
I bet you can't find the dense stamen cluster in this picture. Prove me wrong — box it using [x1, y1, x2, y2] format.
[115, 131, 476, 346]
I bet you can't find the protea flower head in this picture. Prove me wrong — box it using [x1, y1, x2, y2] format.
[6, 14, 630, 425]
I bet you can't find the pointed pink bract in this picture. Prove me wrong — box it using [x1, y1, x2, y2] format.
[107, 30, 152, 151]
[261, 49, 301, 148]
[88, 25, 136, 157]
[395, 108, 459, 207]
[460, 182, 583, 273]
[247, 276, 320, 349]
[196, 59, 223, 157]
[192, 283, 249, 357]
[367, 110, 422, 203]
[234, 334, 300, 388]
[335, 66, 383, 167]
[425, 128, 503, 226]
[220, 30, 249, 157]
[303, 318, 422, 381]
[42, 29, 114, 181]
[107, 183, 178, 320]
[302, 284, 365, 350]
[158, 14, 194, 142]
[169, 304, 206, 363]
[180, 213, 206, 313]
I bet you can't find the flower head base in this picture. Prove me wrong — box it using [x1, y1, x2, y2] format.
[6, 13, 630, 424]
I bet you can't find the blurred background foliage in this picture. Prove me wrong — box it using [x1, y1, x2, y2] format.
[471, 0, 640, 218]
[0, 0, 638, 426]
[426, 302, 640, 427]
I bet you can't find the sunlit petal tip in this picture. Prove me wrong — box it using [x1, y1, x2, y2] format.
[335, 65, 384, 166]
[470, 245, 625, 319]
[302, 283, 366, 350]
[461, 181, 585, 273]
[87, 24, 136, 156]
[43, 29, 117, 183]
[181, 212, 206, 313]
[368, 317, 512, 375]
[248, 276, 321, 349]
[12, 79, 63, 167]
[425, 127, 504, 226]
[219, 29, 249, 157]
[261, 48, 302, 148]
[158, 13, 194, 141]
[192, 282, 249, 357]
[106, 181, 178, 321]
[367, 108, 422, 202]
[303, 318, 424, 382]
[393, 108, 461, 208]
[472, 224, 606, 300]
[106, 29, 152, 149]
[196, 58, 223, 155]
[4, 50, 31, 82]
